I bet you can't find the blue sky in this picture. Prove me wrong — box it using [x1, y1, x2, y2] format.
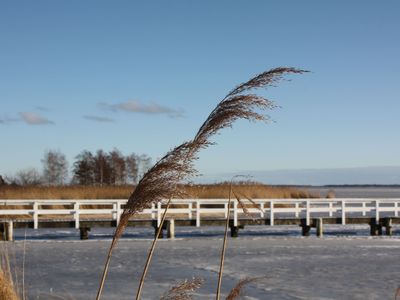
[1, 1, 400, 184]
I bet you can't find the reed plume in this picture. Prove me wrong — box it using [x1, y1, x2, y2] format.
[225, 277, 258, 300]
[96, 67, 307, 299]
[160, 278, 204, 300]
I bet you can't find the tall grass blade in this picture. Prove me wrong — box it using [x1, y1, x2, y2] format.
[136, 199, 172, 300]
[216, 184, 233, 300]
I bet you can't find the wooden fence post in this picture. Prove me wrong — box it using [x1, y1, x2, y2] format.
[341, 201, 346, 225]
[157, 202, 162, 227]
[167, 219, 175, 239]
[260, 202, 264, 218]
[233, 200, 238, 227]
[74, 201, 80, 229]
[316, 218, 323, 237]
[270, 200, 274, 226]
[33, 202, 39, 229]
[375, 200, 380, 223]
[188, 202, 192, 219]
[4, 221, 14, 242]
[196, 200, 201, 227]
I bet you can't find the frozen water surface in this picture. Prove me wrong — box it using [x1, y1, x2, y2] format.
[4, 226, 400, 300]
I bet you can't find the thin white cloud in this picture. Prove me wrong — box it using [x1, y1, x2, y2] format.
[0, 116, 19, 124]
[34, 105, 51, 112]
[19, 112, 54, 125]
[99, 100, 184, 118]
[83, 115, 115, 123]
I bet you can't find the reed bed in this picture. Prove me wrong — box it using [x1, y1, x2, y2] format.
[0, 185, 132, 200]
[185, 183, 316, 199]
[0, 183, 315, 200]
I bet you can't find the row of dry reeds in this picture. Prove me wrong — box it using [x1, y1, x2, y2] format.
[0, 185, 132, 200]
[0, 183, 316, 200]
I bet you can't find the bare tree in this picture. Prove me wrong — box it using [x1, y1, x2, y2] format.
[125, 153, 139, 185]
[41, 150, 68, 186]
[109, 149, 126, 185]
[93, 150, 111, 186]
[15, 168, 42, 186]
[137, 154, 152, 181]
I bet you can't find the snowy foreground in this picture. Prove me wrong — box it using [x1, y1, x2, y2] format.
[5, 226, 400, 300]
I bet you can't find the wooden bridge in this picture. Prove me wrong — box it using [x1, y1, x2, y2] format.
[1, 198, 400, 240]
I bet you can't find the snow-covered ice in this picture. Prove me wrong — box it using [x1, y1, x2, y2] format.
[4, 226, 400, 299]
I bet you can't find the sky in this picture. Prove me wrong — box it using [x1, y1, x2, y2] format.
[1, 1, 400, 184]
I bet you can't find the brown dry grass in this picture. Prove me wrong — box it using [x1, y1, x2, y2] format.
[0, 271, 19, 300]
[0, 249, 20, 300]
[0, 183, 315, 200]
[185, 183, 316, 199]
[0, 185, 132, 200]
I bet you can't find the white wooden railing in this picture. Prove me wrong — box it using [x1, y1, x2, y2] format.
[1, 198, 400, 229]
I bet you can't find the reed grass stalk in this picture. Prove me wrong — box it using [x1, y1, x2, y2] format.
[136, 199, 172, 300]
[216, 183, 233, 300]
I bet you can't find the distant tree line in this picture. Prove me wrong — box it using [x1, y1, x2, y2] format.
[1, 149, 152, 186]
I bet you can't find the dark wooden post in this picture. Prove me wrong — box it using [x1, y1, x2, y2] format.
[300, 219, 311, 237]
[230, 226, 239, 238]
[154, 226, 164, 239]
[5, 221, 13, 241]
[79, 227, 91, 240]
[0, 222, 13, 241]
[370, 219, 382, 236]
[383, 218, 393, 236]
[0, 223, 5, 241]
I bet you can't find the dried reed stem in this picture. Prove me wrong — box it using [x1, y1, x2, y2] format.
[96, 243, 114, 300]
[136, 199, 172, 300]
[22, 229, 27, 300]
[216, 183, 233, 300]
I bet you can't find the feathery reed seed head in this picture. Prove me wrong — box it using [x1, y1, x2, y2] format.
[112, 67, 307, 243]
[226, 277, 259, 300]
[160, 278, 204, 300]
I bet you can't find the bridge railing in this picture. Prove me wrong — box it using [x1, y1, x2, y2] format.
[1, 198, 400, 229]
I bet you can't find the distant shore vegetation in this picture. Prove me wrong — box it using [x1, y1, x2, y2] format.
[1, 148, 152, 187]
[0, 182, 316, 199]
